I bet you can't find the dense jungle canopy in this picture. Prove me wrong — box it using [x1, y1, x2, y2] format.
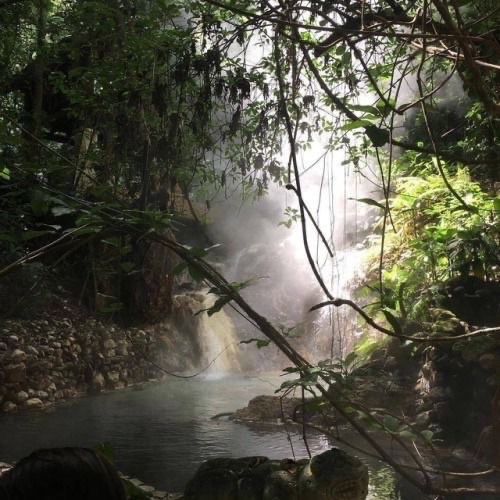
[0, 0, 499, 497]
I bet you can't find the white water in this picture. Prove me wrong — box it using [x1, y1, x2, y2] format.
[196, 293, 241, 375]
[172, 289, 241, 375]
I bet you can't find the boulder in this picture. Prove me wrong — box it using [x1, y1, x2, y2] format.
[15, 390, 29, 404]
[26, 346, 39, 356]
[92, 373, 105, 393]
[184, 449, 368, 500]
[263, 470, 297, 500]
[415, 410, 433, 428]
[35, 390, 49, 400]
[10, 349, 27, 363]
[103, 339, 116, 350]
[24, 398, 43, 409]
[7, 335, 19, 348]
[231, 395, 301, 423]
[2, 401, 17, 413]
[298, 448, 368, 500]
[4, 363, 26, 383]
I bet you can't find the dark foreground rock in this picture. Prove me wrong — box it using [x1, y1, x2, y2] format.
[183, 448, 369, 500]
[0, 462, 181, 499]
[1, 449, 369, 500]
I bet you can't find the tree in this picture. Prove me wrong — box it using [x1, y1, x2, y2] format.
[1, 0, 499, 495]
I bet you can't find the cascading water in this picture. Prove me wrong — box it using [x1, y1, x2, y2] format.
[196, 292, 241, 375]
[172, 289, 241, 375]
[206, 151, 378, 366]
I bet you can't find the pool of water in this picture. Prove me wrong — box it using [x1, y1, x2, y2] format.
[0, 375, 425, 498]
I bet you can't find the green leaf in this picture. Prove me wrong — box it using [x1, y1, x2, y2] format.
[22, 229, 54, 241]
[375, 98, 395, 117]
[350, 104, 380, 116]
[341, 119, 372, 131]
[350, 197, 385, 209]
[52, 206, 75, 217]
[256, 339, 271, 348]
[421, 430, 434, 441]
[494, 197, 500, 213]
[354, 337, 380, 359]
[399, 429, 417, 440]
[382, 309, 403, 336]
[365, 125, 390, 147]
[188, 246, 208, 258]
[240, 338, 270, 348]
[383, 415, 400, 433]
[172, 262, 188, 275]
[206, 295, 231, 316]
[344, 351, 358, 367]
[0, 166, 10, 180]
[188, 265, 204, 281]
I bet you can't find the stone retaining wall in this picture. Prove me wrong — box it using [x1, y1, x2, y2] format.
[0, 310, 197, 413]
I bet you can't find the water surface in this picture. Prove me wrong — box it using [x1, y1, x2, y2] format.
[0, 375, 424, 498]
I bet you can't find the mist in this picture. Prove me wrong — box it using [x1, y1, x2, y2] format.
[202, 139, 379, 366]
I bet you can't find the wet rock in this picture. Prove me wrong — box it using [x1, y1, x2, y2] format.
[10, 349, 26, 363]
[415, 410, 433, 428]
[54, 390, 65, 400]
[35, 390, 49, 400]
[24, 398, 43, 409]
[26, 346, 39, 356]
[103, 339, 116, 350]
[4, 363, 26, 383]
[2, 401, 17, 413]
[106, 371, 120, 385]
[15, 391, 29, 404]
[264, 470, 297, 499]
[231, 395, 301, 424]
[92, 373, 105, 393]
[116, 340, 128, 356]
[7, 335, 19, 348]
[185, 449, 368, 500]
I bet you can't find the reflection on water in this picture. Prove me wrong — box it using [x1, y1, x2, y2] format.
[0, 375, 425, 498]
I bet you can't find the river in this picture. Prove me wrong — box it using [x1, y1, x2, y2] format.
[0, 375, 425, 499]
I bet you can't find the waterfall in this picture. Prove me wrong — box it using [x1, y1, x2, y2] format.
[196, 292, 241, 375]
[172, 289, 241, 375]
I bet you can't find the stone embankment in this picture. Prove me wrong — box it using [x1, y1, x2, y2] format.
[0, 309, 196, 413]
[0, 316, 162, 413]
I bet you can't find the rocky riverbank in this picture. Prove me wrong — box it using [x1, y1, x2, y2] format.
[0, 293, 209, 414]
